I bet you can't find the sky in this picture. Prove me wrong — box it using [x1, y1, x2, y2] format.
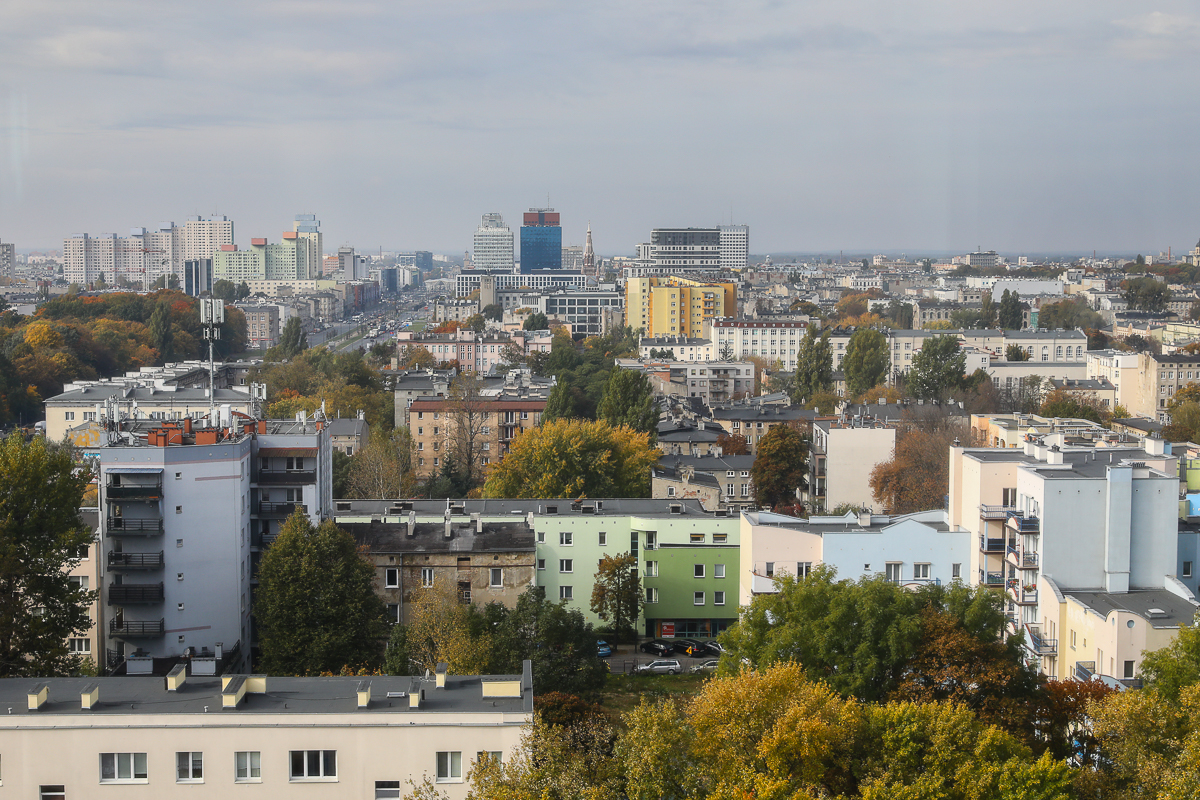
[1, 1, 1198, 258]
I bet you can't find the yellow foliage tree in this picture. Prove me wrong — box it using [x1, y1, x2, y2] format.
[404, 577, 493, 676]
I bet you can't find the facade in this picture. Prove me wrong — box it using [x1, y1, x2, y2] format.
[237, 304, 282, 350]
[626, 276, 738, 338]
[708, 319, 809, 369]
[0, 667, 530, 799]
[519, 208, 562, 272]
[326, 417, 369, 456]
[641, 228, 722, 270]
[183, 259, 213, 297]
[455, 269, 586, 298]
[718, 225, 749, 271]
[639, 336, 714, 361]
[807, 417, 897, 513]
[64, 217, 233, 286]
[434, 298, 480, 323]
[213, 237, 312, 284]
[541, 288, 623, 337]
[652, 454, 757, 511]
[473, 213, 514, 271]
[395, 331, 522, 374]
[0, 240, 15, 279]
[292, 214, 323, 280]
[47, 385, 253, 444]
[617, 359, 756, 404]
[708, 405, 817, 453]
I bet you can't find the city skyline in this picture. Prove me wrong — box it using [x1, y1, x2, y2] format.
[1, 2, 1198, 255]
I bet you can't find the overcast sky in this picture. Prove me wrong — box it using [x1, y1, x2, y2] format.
[2, 1, 1198, 257]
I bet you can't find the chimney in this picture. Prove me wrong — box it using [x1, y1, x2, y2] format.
[356, 681, 371, 709]
[444, 518, 452, 539]
[166, 663, 187, 692]
[471, 512, 482, 533]
[435, 662, 448, 689]
[26, 683, 48, 711]
[409, 681, 423, 709]
[80, 682, 99, 710]
[408, 510, 417, 534]
[858, 511, 872, 527]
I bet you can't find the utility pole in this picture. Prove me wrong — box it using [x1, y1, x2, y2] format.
[199, 298, 224, 417]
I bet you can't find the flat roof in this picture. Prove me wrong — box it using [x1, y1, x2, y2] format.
[333, 498, 713, 517]
[1065, 590, 1198, 628]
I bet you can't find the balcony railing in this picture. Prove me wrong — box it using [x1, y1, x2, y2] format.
[257, 502, 307, 517]
[979, 535, 1006, 553]
[1007, 512, 1040, 534]
[107, 518, 164, 535]
[109, 618, 165, 638]
[107, 551, 164, 570]
[981, 570, 1005, 586]
[1025, 624, 1057, 655]
[108, 583, 165, 604]
[257, 469, 317, 485]
[105, 482, 163, 500]
[1006, 544, 1040, 569]
[1007, 583, 1037, 604]
[1074, 661, 1096, 682]
[980, 504, 1016, 520]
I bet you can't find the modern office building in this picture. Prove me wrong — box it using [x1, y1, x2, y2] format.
[519, 208, 562, 272]
[473, 214, 515, 271]
[183, 258, 212, 297]
[293, 214, 323, 280]
[718, 225, 749, 271]
[561, 245, 583, 271]
[398, 251, 434, 273]
[455, 269, 585, 298]
[0, 240, 14, 279]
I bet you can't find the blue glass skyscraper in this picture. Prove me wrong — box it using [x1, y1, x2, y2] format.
[520, 208, 562, 272]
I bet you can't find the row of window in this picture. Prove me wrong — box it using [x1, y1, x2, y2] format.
[645, 589, 726, 605]
[384, 567, 505, 589]
[534, 531, 728, 545]
[97, 750, 297, 784]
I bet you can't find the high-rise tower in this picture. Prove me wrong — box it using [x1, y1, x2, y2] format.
[473, 213, 514, 271]
[519, 208, 562, 273]
[293, 214, 323, 279]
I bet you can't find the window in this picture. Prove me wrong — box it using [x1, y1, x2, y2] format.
[667, 486, 676, 497]
[885, 563, 902, 583]
[387, 604, 400, 624]
[914, 563, 930, 580]
[1124, 660, 1136, 679]
[713, 533, 728, 543]
[477, 751, 503, 765]
[101, 752, 148, 783]
[559, 531, 572, 546]
[559, 586, 573, 601]
[765, 562, 774, 577]
[177, 751, 203, 782]
[694, 591, 705, 605]
[1070, 630, 1077, 648]
[694, 564, 705, 578]
[421, 567, 434, 588]
[598, 531, 607, 546]
[714, 590, 725, 606]
[40, 788, 65, 800]
[537, 559, 545, 571]
[376, 780, 402, 798]
[436, 752, 463, 783]
[690, 533, 704, 543]
[1185, 561, 1194, 578]
[645, 560, 658, 577]
[385, 567, 399, 588]
[69, 637, 90, 654]
[290, 750, 337, 780]
[490, 568, 502, 587]
[952, 563, 961, 579]
[796, 562, 811, 578]
[559, 559, 573, 573]
[715, 563, 726, 578]
[536, 530, 545, 543]
[646, 587, 659, 603]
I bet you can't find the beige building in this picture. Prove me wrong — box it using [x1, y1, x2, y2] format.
[969, 413, 1106, 449]
[625, 275, 737, 338]
[807, 417, 897, 513]
[326, 417, 369, 456]
[45, 385, 252, 443]
[0, 667, 530, 798]
[237, 304, 281, 349]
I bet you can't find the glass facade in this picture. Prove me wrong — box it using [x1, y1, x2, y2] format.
[520, 225, 562, 272]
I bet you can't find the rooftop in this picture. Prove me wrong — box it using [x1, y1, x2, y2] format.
[1065, 590, 1198, 628]
[344, 519, 535, 553]
[332, 498, 713, 518]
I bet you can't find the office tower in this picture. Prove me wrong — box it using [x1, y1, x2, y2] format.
[520, 208, 562, 272]
[582, 224, 595, 277]
[398, 251, 434, 272]
[561, 245, 583, 271]
[473, 213, 515, 271]
[719, 225, 749, 271]
[293, 214, 323, 279]
[0, 241, 14, 280]
[183, 259, 213, 297]
[338, 246, 356, 277]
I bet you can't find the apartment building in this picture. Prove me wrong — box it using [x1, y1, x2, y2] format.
[0, 666, 530, 799]
[455, 269, 586, 298]
[46, 383, 253, 443]
[707, 405, 816, 453]
[1120, 352, 1200, 421]
[639, 336, 714, 361]
[969, 413, 1107, 449]
[738, 509, 969, 606]
[68, 510, 103, 666]
[615, 359, 755, 404]
[63, 216, 233, 286]
[434, 298, 480, 323]
[237, 304, 281, 349]
[395, 330, 518, 374]
[625, 276, 738, 338]
[708, 319, 810, 369]
[807, 416, 897, 513]
[95, 414, 332, 671]
[326, 417, 369, 456]
[948, 435, 1193, 681]
[213, 236, 315, 284]
[651, 454, 757, 512]
[338, 506, 535, 623]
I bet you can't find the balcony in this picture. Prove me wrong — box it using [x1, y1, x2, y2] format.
[105, 482, 163, 501]
[1025, 624, 1057, 655]
[108, 582, 164, 604]
[979, 535, 1006, 553]
[257, 502, 307, 517]
[1007, 582, 1038, 605]
[980, 504, 1016, 520]
[107, 551, 164, 570]
[980, 570, 1005, 587]
[1007, 512, 1040, 534]
[1006, 544, 1040, 570]
[1074, 661, 1096, 682]
[109, 618, 165, 638]
[107, 517, 164, 535]
[256, 469, 317, 485]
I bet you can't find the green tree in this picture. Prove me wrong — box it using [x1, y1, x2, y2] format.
[908, 334, 967, 400]
[1038, 389, 1103, 423]
[980, 291, 997, 327]
[276, 317, 309, 359]
[331, 449, 352, 498]
[148, 301, 173, 362]
[590, 552, 644, 643]
[464, 313, 486, 333]
[523, 312, 549, 331]
[843, 328, 890, 398]
[750, 424, 808, 509]
[481, 303, 503, 321]
[1124, 275, 1171, 312]
[1140, 617, 1200, 702]
[492, 586, 608, 694]
[793, 326, 834, 402]
[540, 382, 575, 423]
[483, 418, 657, 499]
[998, 289, 1024, 329]
[0, 436, 96, 677]
[236, 281, 251, 301]
[255, 511, 386, 675]
[1005, 343, 1029, 361]
[597, 369, 658, 439]
[1036, 296, 1103, 330]
[212, 279, 237, 302]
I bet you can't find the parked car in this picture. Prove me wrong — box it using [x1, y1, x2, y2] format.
[635, 659, 682, 675]
[638, 640, 675, 656]
[690, 659, 720, 674]
[672, 638, 705, 657]
[597, 641, 613, 658]
[702, 641, 726, 657]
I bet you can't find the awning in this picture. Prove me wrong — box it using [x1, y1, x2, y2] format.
[257, 448, 318, 457]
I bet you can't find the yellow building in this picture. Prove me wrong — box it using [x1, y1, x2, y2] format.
[625, 276, 737, 337]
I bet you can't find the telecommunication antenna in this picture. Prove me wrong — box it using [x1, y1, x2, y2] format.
[199, 298, 224, 417]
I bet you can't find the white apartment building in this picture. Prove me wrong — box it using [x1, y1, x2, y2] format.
[0, 665, 530, 799]
[708, 319, 810, 370]
[639, 336, 714, 361]
[473, 213, 515, 271]
[719, 225, 749, 272]
[948, 435, 1194, 682]
[455, 269, 586, 298]
[0, 240, 14, 279]
[807, 417, 897, 513]
[64, 217, 233, 286]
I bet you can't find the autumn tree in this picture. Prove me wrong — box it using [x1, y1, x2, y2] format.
[1039, 388, 1103, 423]
[0, 436, 96, 677]
[750, 424, 808, 509]
[716, 431, 749, 455]
[397, 344, 437, 370]
[908, 334, 967, 400]
[276, 316, 308, 359]
[346, 427, 417, 498]
[446, 372, 491, 490]
[843, 328, 890, 398]
[397, 576, 494, 676]
[597, 368, 658, 439]
[870, 423, 971, 514]
[1005, 343, 1029, 361]
[792, 325, 833, 402]
[483, 418, 657, 499]
[255, 511, 386, 675]
[1123, 274, 1171, 312]
[1037, 296, 1103, 330]
[539, 382, 575, 423]
[590, 553, 643, 643]
[998, 289, 1024, 329]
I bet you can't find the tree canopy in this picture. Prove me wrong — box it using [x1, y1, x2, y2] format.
[871, 420, 971, 514]
[792, 326, 834, 402]
[998, 289, 1024, 329]
[590, 552, 643, 643]
[1123, 275, 1171, 312]
[597, 369, 658, 439]
[255, 511, 386, 675]
[908, 334, 967, 400]
[750, 423, 809, 510]
[843, 328, 891, 398]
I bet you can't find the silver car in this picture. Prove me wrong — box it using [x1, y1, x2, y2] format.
[635, 659, 682, 675]
[690, 659, 720, 674]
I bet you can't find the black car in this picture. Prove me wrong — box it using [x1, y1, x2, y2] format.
[638, 639, 675, 656]
[702, 640, 726, 657]
[672, 638, 705, 657]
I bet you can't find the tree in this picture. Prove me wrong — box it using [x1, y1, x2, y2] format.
[810, 389, 840, 415]
[597, 369, 658, 439]
[397, 344, 437, 370]
[483, 418, 657, 499]
[793, 326, 833, 402]
[277, 316, 308, 359]
[255, 511, 386, 675]
[590, 553, 644, 643]
[464, 313, 486, 333]
[540, 382, 575, 423]
[1037, 296, 1103, 330]
[492, 586, 608, 695]
[0, 436, 96, 677]
[1140, 617, 1200, 702]
[236, 281, 251, 301]
[1039, 389, 1103, 423]
[1123, 275, 1171, 312]
[331, 449, 353, 498]
[998, 289, 1024, 329]
[718, 342, 735, 361]
[446, 372, 490, 490]
[399, 576, 494, 676]
[1005, 343, 1029, 361]
[842, 328, 890, 398]
[346, 428, 416, 498]
[870, 425, 970, 514]
[908, 334, 967, 400]
[716, 431, 749, 455]
[523, 312, 549, 331]
[481, 303, 503, 321]
[148, 301, 173, 362]
[980, 291, 997, 327]
[750, 424, 808, 509]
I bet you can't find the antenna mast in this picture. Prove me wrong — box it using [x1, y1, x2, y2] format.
[199, 298, 224, 417]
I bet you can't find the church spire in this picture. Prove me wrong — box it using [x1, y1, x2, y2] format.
[582, 223, 595, 277]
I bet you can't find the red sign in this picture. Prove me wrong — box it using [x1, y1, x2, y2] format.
[661, 622, 675, 638]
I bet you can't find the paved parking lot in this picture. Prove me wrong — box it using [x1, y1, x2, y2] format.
[602, 646, 720, 675]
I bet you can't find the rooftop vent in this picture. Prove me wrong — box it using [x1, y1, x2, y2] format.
[1147, 608, 1168, 619]
[669, 503, 683, 515]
